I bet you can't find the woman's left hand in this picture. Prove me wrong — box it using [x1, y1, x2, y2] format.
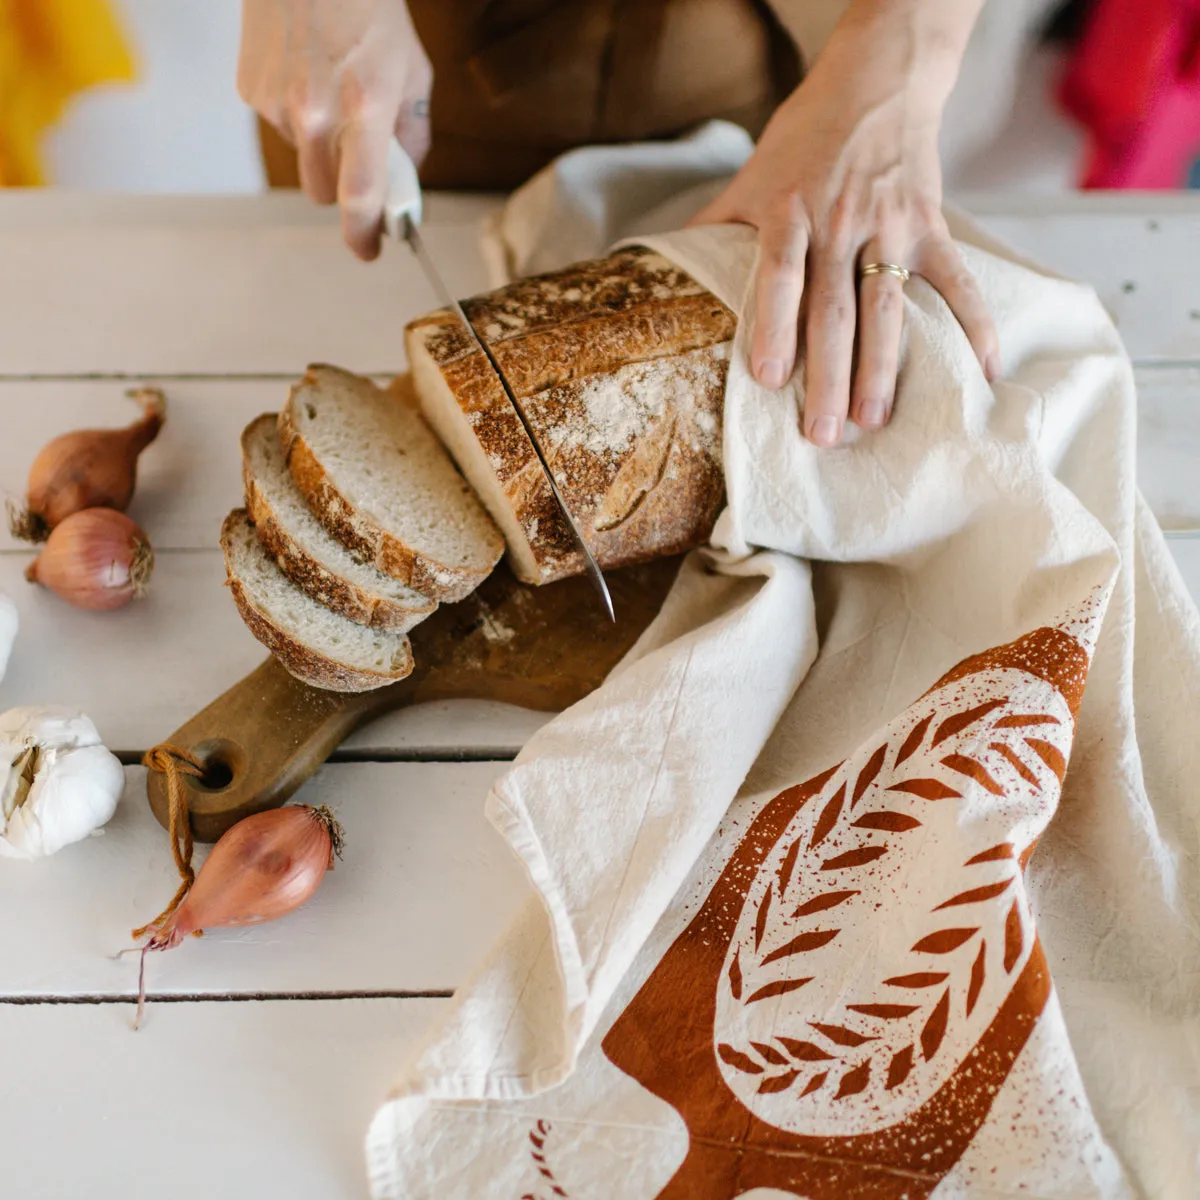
[690, 0, 998, 446]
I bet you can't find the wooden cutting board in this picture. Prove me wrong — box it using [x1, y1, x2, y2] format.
[147, 556, 682, 841]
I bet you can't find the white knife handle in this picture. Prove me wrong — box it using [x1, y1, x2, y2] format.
[384, 139, 423, 239]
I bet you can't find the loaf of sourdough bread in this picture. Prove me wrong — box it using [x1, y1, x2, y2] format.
[279, 365, 505, 603]
[406, 247, 735, 585]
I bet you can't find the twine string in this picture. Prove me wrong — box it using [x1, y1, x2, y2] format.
[131, 744, 205, 942]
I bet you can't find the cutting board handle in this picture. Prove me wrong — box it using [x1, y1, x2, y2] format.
[146, 557, 683, 842]
[145, 655, 417, 842]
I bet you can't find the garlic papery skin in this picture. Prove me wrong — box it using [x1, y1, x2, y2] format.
[0, 707, 124, 860]
[0, 594, 15, 683]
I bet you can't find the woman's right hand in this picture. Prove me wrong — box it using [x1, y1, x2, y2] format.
[238, 0, 433, 260]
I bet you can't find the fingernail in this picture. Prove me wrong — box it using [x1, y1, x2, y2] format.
[859, 399, 887, 429]
[986, 352, 1002, 381]
[757, 359, 785, 389]
[810, 416, 841, 447]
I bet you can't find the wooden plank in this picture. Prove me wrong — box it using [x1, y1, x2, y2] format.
[0, 379, 289, 553]
[954, 192, 1200, 218]
[8, 529, 1193, 761]
[1, 194, 1199, 377]
[0, 764, 529, 997]
[966, 207, 1200, 363]
[2, 527, 1196, 762]
[3, 363, 1197, 557]
[0, 208, 493, 379]
[0, 996, 445, 1200]
[1137, 365, 1200, 532]
[1168, 538, 1200, 600]
[0, 349, 1195, 759]
[0, 552, 550, 756]
[0, 190, 496, 230]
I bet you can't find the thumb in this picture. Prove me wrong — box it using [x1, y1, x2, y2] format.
[686, 181, 744, 229]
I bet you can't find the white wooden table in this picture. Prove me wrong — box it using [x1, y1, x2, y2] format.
[0, 191, 1197, 1199]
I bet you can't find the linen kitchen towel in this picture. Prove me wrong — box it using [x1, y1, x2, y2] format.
[367, 132, 1200, 1199]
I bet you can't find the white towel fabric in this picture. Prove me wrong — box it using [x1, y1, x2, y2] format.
[367, 127, 1200, 1200]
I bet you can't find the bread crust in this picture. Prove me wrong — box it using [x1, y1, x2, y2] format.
[278, 366, 500, 603]
[406, 247, 734, 585]
[220, 511, 414, 694]
[241, 415, 436, 632]
[463, 248, 727, 350]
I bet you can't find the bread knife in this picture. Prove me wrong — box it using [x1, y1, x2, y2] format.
[383, 142, 615, 621]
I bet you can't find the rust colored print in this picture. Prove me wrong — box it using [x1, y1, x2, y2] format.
[603, 623, 1090, 1199]
[521, 1119, 570, 1200]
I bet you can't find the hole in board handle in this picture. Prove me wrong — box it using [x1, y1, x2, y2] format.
[188, 738, 246, 793]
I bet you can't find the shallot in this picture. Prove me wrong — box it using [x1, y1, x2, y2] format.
[147, 804, 343, 949]
[25, 508, 153, 611]
[8, 386, 165, 542]
[134, 804, 343, 1025]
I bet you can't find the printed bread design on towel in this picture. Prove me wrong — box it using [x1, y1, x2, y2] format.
[603, 595, 1105, 1200]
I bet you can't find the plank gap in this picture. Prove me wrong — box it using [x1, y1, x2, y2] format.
[0, 371, 401, 383]
[0, 545, 224, 559]
[0, 989, 453, 1005]
[328, 747, 519, 765]
[112, 748, 520, 766]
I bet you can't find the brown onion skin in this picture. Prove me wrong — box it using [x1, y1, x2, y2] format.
[11, 387, 165, 541]
[148, 805, 342, 951]
[24, 508, 153, 611]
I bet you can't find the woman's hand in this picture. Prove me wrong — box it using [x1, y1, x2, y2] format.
[238, 0, 432, 260]
[691, 0, 997, 446]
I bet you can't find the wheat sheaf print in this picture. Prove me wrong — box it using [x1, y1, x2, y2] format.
[603, 599, 1104, 1200]
[714, 668, 1069, 1135]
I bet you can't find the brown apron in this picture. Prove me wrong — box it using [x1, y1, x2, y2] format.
[260, 0, 800, 192]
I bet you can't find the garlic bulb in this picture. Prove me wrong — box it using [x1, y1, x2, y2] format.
[0, 707, 124, 860]
[0, 593, 15, 683]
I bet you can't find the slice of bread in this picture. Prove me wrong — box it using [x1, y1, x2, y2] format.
[241, 413, 436, 632]
[221, 509, 414, 693]
[278, 365, 504, 603]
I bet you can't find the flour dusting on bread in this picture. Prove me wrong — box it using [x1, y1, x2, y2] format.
[407, 246, 734, 585]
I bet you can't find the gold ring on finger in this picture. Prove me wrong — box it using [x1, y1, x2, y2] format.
[859, 262, 910, 283]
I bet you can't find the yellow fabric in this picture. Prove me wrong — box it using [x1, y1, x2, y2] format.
[0, 0, 135, 185]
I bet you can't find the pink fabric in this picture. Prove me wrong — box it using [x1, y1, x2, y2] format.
[1060, 0, 1200, 188]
